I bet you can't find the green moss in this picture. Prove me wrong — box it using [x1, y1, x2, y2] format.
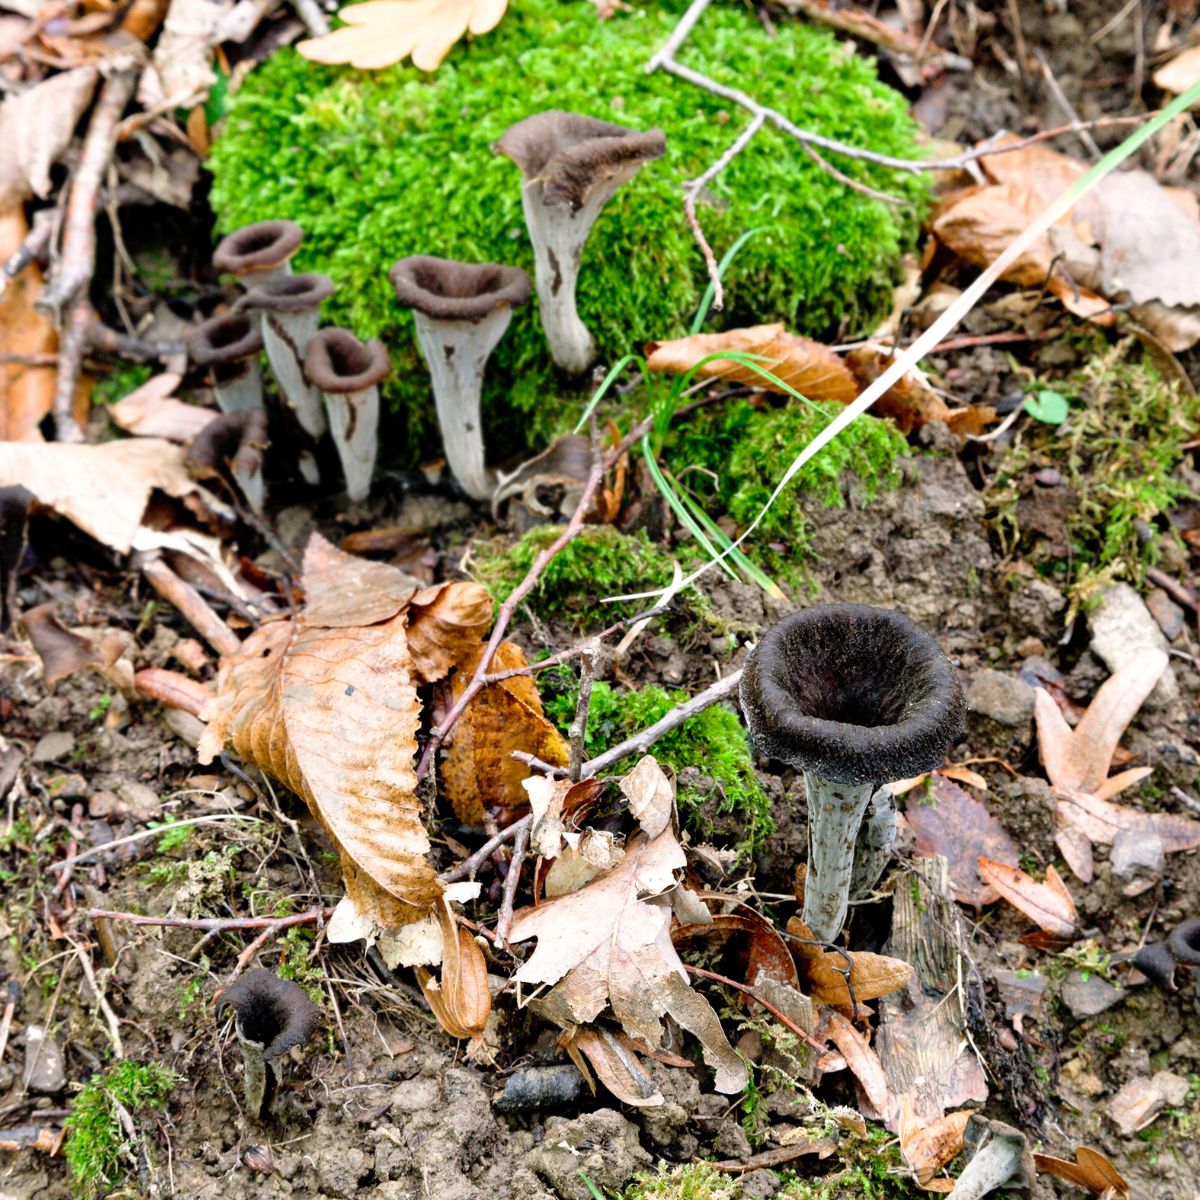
[778, 1124, 924, 1198]
[65, 1060, 177, 1198]
[545, 679, 772, 856]
[209, 0, 928, 463]
[618, 1162, 740, 1200]
[989, 337, 1200, 610]
[667, 398, 907, 587]
[473, 524, 694, 628]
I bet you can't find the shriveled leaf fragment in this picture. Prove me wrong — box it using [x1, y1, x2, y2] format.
[509, 828, 747, 1093]
[564, 1027, 664, 1108]
[674, 910, 799, 992]
[1056, 789, 1200, 854]
[416, 901, 491, 1039]
[845, 348, 995, 436]
[108, 375, 213, 442]
[645, 324, 858, 402]
[823, 1009, 895, 1124]
[0, 439, 196, 554]
[1154, 44, 1200, 98]
[0, 67, 98, 208]
[298, 0, 508, 71]
[898, 1098, 971, 1186]
[18, 603, 102, 687]
[905, 776, 1018, 906]
[198, 535, 441, 928]
[406, 581, 491, 683]
[0, 211, 57, 443]
[786, 917, 913, 1007]
[1033, 1146, 1128, 1196]
[1034, 652, 1168, 794]
[977, 858, 1076, 937]
[441, 641, 569, 822]
[620, 754, 674, 839]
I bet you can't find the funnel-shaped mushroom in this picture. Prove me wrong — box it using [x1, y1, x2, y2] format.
[390, 256, 530, 501]
[189, 312, 265, 417]
[740, 604, 964, 942]
[947, 1116, 1034, 1199]
[216, 968, 321, 1121]
[213, 220, 304, 287]
[492, 111, 665, 375]
[1168, 918, 1200, 966]
[304, 328, 389, 502]
[1132, 941, 1178, 991]
[242, 273, 334, 440]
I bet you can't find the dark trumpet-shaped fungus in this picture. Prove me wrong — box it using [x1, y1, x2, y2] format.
[1132, 942, 1178, 991]
[213, 220, 304, 286]
[189, 312, 265, 417]
[216, 969, 321, 1120]
[390, 256, 530, 501]
[304, 328, 390, 502]
[493, 111, 664, 375]
[1168, 918, 1200, 966]
[740, 604, 964, 941]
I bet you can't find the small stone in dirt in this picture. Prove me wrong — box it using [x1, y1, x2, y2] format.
[739, 1169, 782, 1199]
[966, 669, 1036, 727]
[115, 780, 161, 822]
[1108, 1075, 1168, 1137]
[21, 1026, 65, 1093]
[87, 791, 118, 818]
[1062, 970, 1126, 1018]
[712, 1120, 753, 1159]
[315, 1142, 370, 1197]
[30, 731, 73, 765]
[1088, 582, 1178, 706]
[527, 1109, 651, 1200]
[1033, 467, 1062, 487]
[1146, 588, 1185, 641]
[1153, 1069, 1191, 1107]
[46, 773, 86, 800]
[1110, 828, 1165, 889]
[391, 1075, 440, 1112]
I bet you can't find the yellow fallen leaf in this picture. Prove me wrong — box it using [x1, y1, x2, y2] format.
[297, 0, 508, 71]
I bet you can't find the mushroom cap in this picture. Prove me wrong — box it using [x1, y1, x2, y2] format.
[304, 328, 390, 393]
[740, 604, 965, 786]
[389, 256, 531, 322]
[243, 272, 334, 313]
[213, 220, 304, 276]
[1131, 941, 1178, 990]
[215, 968, 321, 1059]
[1168, 917, 1200, 966]
[189, 312, 264, 367]
[492, 110, 666, 210]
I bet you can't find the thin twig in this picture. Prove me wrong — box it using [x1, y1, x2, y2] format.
[416, 418, 607, 779]
[51, 815, 261, 872]
[684, 964, 824, 1053]
[88, 905, 333, 933]
[494, 823, 529, 948]
[568, 649, 596, 782]
[438, 814, 533, 883]
[139, 555, 242, 658]
[801, 143, 906, 206]
[1036, 50, 1100, 160]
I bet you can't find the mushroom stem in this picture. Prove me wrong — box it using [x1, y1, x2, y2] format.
[213, 362, 264, 417]
[849, 784, 896, 901]
[801, 774, 877, 943]
[948, 1118, 1031, 1199]
[235, 1026, 275, 1121]
[413, 308, 511, 501]
[322, 387, 379, 503]
[261, 310, 325, 436]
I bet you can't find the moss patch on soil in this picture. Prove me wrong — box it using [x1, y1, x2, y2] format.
[209, 0, 928, 462]
[989, 337, 1200, 608]
[545, 680, 771, 857]
[666, 399, 908, 588]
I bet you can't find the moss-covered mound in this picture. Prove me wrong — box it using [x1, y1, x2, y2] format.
[210, 0, 928, 462]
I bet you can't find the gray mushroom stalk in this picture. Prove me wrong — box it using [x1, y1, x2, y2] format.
[213, 220, 304, 287]
[740, 603, 964, 943]
[242, 272, 334, 441]
[304, 328, 390, 503]
[390, 255, 530, 501]
[493, 110, 665, 375]
[216, 968, 321, 1122]
[947, 1116, 1034, 1199]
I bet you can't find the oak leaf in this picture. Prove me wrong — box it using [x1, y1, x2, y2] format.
[198, 535, 442, 928]
[297, 0, 508, 71]
[977, 858, 1077, 938]
[509, 827, 747, 1093]
[645, 324, 858, 403]
[441, 640, 569, 822]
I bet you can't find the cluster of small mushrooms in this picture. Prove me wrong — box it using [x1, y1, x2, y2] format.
[190, 110, 665, 508]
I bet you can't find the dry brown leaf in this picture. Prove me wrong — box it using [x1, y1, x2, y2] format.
[0, 439, 197, 554]
[0, 210, 56, 443]
[416, 900, 491, 1039]
[620, 754, 674, 839]
[645, 324, 859, 403]
[1034, 1146, 1129, 1197]
[108, 375, 214, 442]
[898, 1097, 971, 1185]
[509, 828, 747, 1094]
[0, 68, 99, 209]
[1056, 789, 1200, 854]
[674, 910, 800, 994]
[198, 535, 442, 929]
[905, 776, 1018, 906]
[565, 1027, 665, 1108]
[1154, 44, 1200, 97]
[823, 1009, 896, 1124]
[18, 603, 102, 687]
[977, 858, 1077, 937]
[303, 534, 418, 627]
[297, 0, 508, 71]
[406, 581, 492, 683]
[1034, 652, 1168, 794]
[786, 917, 913, 1007]
[441, 640, 569, 822]
[845, 348, 996, 436]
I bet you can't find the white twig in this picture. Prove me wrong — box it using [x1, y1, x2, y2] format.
[49, 815, 262, 872]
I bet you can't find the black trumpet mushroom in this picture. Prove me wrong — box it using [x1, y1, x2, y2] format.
[739, 603, 964, 942]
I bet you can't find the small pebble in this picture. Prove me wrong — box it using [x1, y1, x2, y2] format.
[30, 732, 74, 765]
[1033, 467, 1062, 487]
[22, 1026, 66, 1094]
[1061, 970, 1126, 1018]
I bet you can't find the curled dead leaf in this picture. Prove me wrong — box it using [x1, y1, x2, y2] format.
[18, 603, 102, 687]
[1034, 1146, 1128, 1197]
[564, 1027, 664, 1107]
[406, 581, 492, 683]
[977, 858, 1077, 938]
[786, 917, 914, 1007]
[898, 1097, 972, 1185]
[417, 900, 491, 1039]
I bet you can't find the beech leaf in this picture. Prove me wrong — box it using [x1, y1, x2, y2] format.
[977, 858, 1077, 938]
[406, 581, 492, 683]
[198, 535, 442, 929]
[416, 900, 491, 1040]
[297, 0, 508, 72]
[645, 323, 859, 403]
[509, 827, 747, 1093]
